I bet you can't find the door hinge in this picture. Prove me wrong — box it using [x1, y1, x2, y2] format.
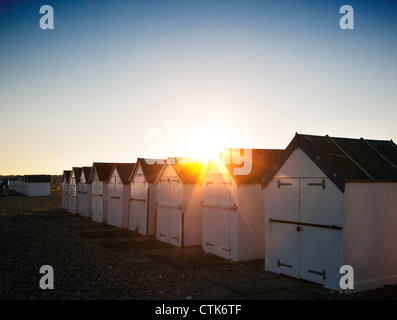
[308, 269, 326, 280]
[278, 180, 292, 188]
[307, 179, 326, 190]
[277, 259, 292, 269]
[221, 247, 231, 252]
[206, 242, 214, 247]
[159, 232, 166, 238]
[171, 236, 179, 242]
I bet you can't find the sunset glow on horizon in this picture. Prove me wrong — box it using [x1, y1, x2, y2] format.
[1, 0, 396, 175]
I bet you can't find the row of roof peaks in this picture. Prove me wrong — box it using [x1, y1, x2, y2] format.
[62, 150, 284, 185]
[62, 134, 397, 189]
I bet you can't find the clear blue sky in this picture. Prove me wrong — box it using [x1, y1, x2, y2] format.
[1, 0, 396, 174]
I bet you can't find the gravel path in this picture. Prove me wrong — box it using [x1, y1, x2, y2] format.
[1, 193, 397, 300]
[0, 193, 264, 299]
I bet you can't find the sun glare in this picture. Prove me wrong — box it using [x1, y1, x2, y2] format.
[181, 123, 230, 164]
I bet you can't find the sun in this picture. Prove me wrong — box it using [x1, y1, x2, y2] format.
[188, 140, 222, 164]
[181, 123, 228, 164]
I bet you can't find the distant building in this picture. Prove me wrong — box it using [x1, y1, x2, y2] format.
[23, 175, 51, 197]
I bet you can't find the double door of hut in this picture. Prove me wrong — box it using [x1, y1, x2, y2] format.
[78, 182, 89, 216]
[129, 174, 149, 234]
[156, 177, 183, 247]
[266, 178, 342, 286]
[91, 179, 103, 222]
[107, 175, 123, 226]
[68, 179, 77, 213]
[202, 174, 233, 260]
[62, 182, 69, 209]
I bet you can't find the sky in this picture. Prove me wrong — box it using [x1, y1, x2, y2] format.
[0, 0, 396, 175]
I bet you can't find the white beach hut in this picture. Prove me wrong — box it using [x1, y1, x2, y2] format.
[7, 177, 15, 191]
[68, 167, 82, 213]
[18, 176, 27, 194]
[106, 163, 136, 228]
[17, 176, 25, 194]
[202, 148, 283, 261]
[128, 158, 165, 235]
[154, 158, 209, 247]
[23, 175, 51, 197]
[61, 170, 71, 210]
[78, 167, 92, 218]
[14, 176, 22, 194]
[262, 133, 397, 292]
[88, 162, 114, 223]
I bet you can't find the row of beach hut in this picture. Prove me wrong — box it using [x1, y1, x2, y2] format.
[61, 133, 397, 293]
[6, 175, 51, 196]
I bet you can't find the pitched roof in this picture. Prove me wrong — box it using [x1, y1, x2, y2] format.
[110, 163, 136, 184]
[70, 167, 83, 184]
[262, 133, 397, 192]
[223, 149, 284, 185]
[89, 163, 114, 182]
[62, 170, 71, 183]
[24, 175, 51, 183]
[82, 167, 92, 184]
[131, 158, 165, 183]
[171, 158, 210, 184]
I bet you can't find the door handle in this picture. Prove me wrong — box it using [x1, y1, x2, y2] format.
[296, 226, 302, 232]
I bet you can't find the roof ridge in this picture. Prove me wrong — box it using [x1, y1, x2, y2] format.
[362, 138, 397, 170]
[326, 135, 374, 180]
[133, 158, 164, 183]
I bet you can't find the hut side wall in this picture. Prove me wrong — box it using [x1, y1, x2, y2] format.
[344, 182, 397, 292]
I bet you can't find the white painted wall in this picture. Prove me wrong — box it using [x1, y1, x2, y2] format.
[183, 184, 202, 246]
[78, 172, 92, 217]
[265, 148, 344, 291]
[274, 148, 326, 179]
[129, 164, 149, 234]
[61, 180, 69, 210]
[155, 164, 202, 247]
[129, 164, 157, 235]
[202, 162, 265, 261]
[8, 180, 15, 190]
[16, 178, 25, 194]
[344, 182, 397, 292]
[68, 172, 78, 213]
[91, 170, 106, 223]
[24, 183, 51, 197]
[107, 168, 130, 228]
[148, 184, 157, 235]
[236, 184, 265, 261]
[102, 180, 109, 222]
[202, 163, 238, 260]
